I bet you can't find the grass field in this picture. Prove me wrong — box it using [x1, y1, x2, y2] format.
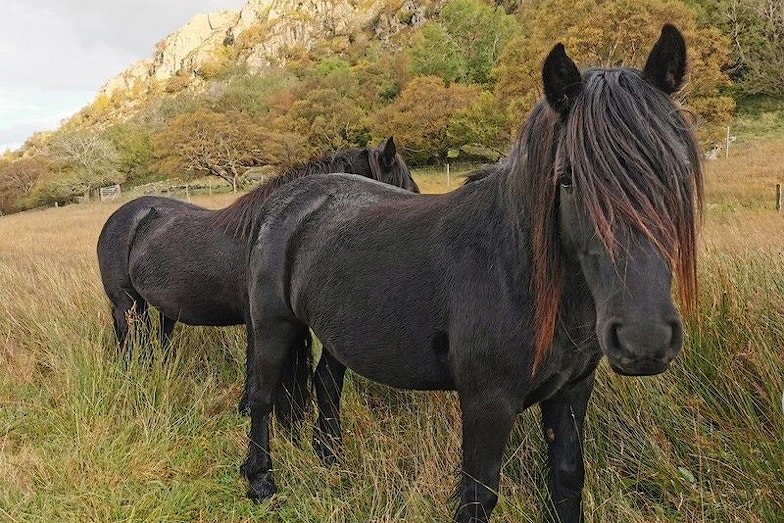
[1, 139, 783, 522]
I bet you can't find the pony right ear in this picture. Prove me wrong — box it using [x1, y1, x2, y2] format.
[542, 43, 583, 117]
[379, 136, 397, 167]
[643, 24, 687, 95]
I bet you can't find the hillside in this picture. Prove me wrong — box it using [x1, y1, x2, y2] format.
[0, 0, 782, 213]
[97, 0, 438, 112]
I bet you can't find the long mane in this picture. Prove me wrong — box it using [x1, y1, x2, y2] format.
[507, 67, 703, 371]
[211, 147, 410, 241]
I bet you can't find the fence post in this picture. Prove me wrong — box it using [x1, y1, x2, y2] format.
[725, 126, 731, 159]
[446, 163, 450, 188]
[776, 184, 782, 213]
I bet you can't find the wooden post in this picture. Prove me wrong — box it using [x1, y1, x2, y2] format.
[446, 163, 450, 188]
[725, 126, 731, 159]
[776, 184, 782, 212]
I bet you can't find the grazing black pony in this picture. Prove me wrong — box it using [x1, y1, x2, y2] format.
[97, 138, 417, 410]
[241, 25, 702, 523]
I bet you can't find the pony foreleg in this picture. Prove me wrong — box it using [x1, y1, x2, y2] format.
[540, 372, 595, 523]
[312, 348, 346, 465]
[454, 390, 517, 523]
[238, 319, 254, 415]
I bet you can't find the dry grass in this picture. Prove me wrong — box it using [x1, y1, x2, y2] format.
[0, 141, 782, 522]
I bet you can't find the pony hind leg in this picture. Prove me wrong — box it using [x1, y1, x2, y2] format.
[453, 389, 517, 523]
[159, 312, 176, 350]
[110, 291, 147, 352]
[241, 318, 309, 502]
[312, 348, 346, 465]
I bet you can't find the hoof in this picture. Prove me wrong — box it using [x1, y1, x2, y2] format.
[246, 473, 277, 503]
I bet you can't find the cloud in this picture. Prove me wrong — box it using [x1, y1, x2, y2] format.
[0, 86, 94, 151]
[1, 0, 247, 151]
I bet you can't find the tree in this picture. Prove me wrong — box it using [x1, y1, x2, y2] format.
[447, 90, 512, 152]
[409, 22, 468, 84]
[441, 0, 519, 84]
[211, 69, 301, 118]
[373, 76, 482, 164]
[0, 157, 49, 213]
[688, 0, 784, 96]
[104, 123, 154, 182]
[45, 130, 122, 199]
[274, 87, 369, 154]
[494, 0, 735, 143]
[0, 157, 47, 195]
[407, 0, 519, 85]
[154, 109, 269, 192]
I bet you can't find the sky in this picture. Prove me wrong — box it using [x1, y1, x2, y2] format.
[0, 0, 248, 152]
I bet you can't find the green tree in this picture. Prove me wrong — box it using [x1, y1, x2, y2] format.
[447, 90, 512, 152]
[104, 123, 154, 183]
[212, 69, 301, 118]
[688, 0, 784, 97]
[408, 0, 519, 85]
[153, 110, 269, 192]
[441, 0, 519, 84]
[409, 22, 468, 84]
[275, 87, 369, 154]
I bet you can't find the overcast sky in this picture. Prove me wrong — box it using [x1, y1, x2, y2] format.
[0, 0, 248, 152]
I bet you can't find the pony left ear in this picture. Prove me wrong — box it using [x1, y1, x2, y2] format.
[543, 43, 583, 117]
[379, 136, 397, 166]
[643, 24, 687, 95]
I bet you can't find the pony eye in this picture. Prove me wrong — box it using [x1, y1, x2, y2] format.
[559, 174, 574, 190]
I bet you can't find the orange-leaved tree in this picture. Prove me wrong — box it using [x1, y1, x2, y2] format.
[154, 109, 270, 192]
[494, 0, 734, 144]
[372, 76, 482, 165]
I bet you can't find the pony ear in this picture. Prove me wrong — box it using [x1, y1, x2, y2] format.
[542, 43, 583, 117]
[379, 136, 397, 166]
[643, 24, 687, 95]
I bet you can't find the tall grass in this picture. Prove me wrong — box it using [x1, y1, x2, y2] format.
[1, 144, 782, 522]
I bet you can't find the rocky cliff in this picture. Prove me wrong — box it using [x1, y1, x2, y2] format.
[99, 0, 435, 99]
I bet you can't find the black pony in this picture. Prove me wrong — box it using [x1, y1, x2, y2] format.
[97, 138, 417, 409]
[241, 26, 702, 523]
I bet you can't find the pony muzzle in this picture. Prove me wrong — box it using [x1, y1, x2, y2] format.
[601, 318, 683, 376]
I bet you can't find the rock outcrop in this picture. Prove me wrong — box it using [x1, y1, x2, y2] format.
[101, 10, 239, 97]
[98, 0, 439, 99]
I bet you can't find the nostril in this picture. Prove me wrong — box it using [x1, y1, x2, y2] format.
[603, 321, 631, 358]
[610, 323, 621, 352]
